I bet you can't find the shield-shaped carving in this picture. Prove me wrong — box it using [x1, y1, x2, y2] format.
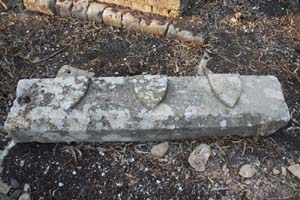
[131, 75, 168, 109]
[207, 74, 242, 108]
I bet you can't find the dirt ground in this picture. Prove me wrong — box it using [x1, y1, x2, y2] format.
[0, 0, 300, 199]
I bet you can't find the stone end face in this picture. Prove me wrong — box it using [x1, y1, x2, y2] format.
[24, 0, 56, 15]
[167, 24, 206, 44]
[87, 2, 107, 23]
[140, 19, 169, 36]
[102, 7, 123, 28]
[55, 0, 73, 17]
[5, 75, 290, 143]
[71, 0, 89, 19]
[122, 13, 140, 32]
[96, 0, 190, 16]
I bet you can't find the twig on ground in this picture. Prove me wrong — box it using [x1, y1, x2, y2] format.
[0, 0, 7, 10]
[31, 46, 68, 64]
[195, 50, 212, 76]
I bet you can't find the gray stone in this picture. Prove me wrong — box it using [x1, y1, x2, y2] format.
[102, 7, 122, 28]
[130, 75, 167, 109]
[5, 75, 290, 143]
[188, 144, 211, 172]
[122, 13, 140, 32]
[55, 0, 72, 17]
[140, 19, 169, 36]
[167, 24, 206, 44]
[0, 180, 11, 194]
[56, 65, 95, 78]
[87, 2, 107, 23]
[207, 74, 242, 108]
[23, 0, 56, 15]
[18, 193, 31, 200]
[288, 164, 300, 179]
[71, 0, 89, 19]
[151, 142, 169, 157]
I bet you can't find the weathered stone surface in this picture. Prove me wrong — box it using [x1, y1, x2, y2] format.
[87, 2, 107, 23]
[71, 0, 89, 19]
[122, 13, 140, 32]
[95, 0, 190, 16]
[103, 7, 122, 28]
[5, 75, 290, 143]
[207, 74, 242, 108]
[140, 19, 169, 36]
[167, 24, 206, 44]
[57, 65, 95, 78]
[24, 0, 56, 15]
[55, 0, 72, 17]
[130, 75, 167, 109]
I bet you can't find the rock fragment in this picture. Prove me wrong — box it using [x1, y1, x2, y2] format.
[0, 180, 11, 194]
[151, 142, 169, 157]
[282, 166, 287, 176]
[18, 193, 31, 200]
[188, 144, 211, 172]
[23, 184, 30, 193]
[272, 168, 280, 175]
[239, 164, 256, 178]
[288, 164, 300, 179]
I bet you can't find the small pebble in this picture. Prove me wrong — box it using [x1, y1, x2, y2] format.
[151, 142, 169, 158]
[23, 184, 30, 192]
[239, 164, 256, 178]
[188, 144, 211, 172]
[272, 168, 280, 175]
[58, 182, 64, 187]
[281, 167, 287, 176]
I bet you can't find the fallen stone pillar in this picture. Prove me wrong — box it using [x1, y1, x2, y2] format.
[5, 75, 290, 143]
